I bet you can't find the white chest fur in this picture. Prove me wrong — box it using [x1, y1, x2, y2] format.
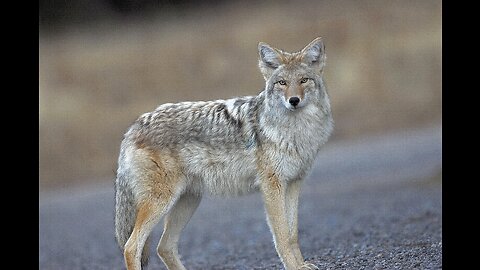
[260, 104, 332, 180]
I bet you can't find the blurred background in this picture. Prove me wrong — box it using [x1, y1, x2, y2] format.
[39, 0, 441, 191]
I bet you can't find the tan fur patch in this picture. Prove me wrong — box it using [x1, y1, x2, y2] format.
[277, 51, 302, 65]
[285, 84, 305, 101]
[136, 147, 183, 200]
[134, 139, 146, 150]
[124, 245, 136, 270]
[255, 148, 282, 194]
[266, 168, 282, 193]
[134, 201, 154, 228]
[123, 201, 155, 270]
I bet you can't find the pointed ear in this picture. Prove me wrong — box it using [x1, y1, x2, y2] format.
[300, 37, 326, 70]
[258, 42, 283, 80]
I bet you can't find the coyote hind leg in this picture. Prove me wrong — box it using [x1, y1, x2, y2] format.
[157, 193, 202, 270]
[123, 195, 179, 270]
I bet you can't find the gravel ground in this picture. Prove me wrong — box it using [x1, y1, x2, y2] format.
[39, 125, 442, 269]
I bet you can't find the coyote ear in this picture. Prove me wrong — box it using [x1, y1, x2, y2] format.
[258, 42, 283, 80]
[301, 37, 326, 70]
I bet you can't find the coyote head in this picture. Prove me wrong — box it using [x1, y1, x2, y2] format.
[258, 37, 327, 111]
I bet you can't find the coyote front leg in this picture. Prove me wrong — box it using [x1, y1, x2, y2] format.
[286, 180, 318, 270]
[261, 172, 299, 270]
[286, 179, 303, 265]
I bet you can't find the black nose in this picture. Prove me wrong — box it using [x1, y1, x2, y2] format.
[289, 97, 300, 107]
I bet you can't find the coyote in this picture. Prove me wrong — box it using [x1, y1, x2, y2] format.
[115, 37, 333, 270]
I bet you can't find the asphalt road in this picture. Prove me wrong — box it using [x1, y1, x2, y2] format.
[40, 125, 442, 270]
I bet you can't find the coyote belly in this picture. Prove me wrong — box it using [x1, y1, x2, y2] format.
[115, 37, 333, 270]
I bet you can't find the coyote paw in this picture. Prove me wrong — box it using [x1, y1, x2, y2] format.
[298, 262, 319, 270]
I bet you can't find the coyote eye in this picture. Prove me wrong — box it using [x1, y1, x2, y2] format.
[278, 80, 286, 86]
[300, 78, 309, 84]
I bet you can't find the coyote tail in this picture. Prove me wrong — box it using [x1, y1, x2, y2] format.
[114, 174, 150, 267]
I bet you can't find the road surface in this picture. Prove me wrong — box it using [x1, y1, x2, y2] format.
[40, 125, 442, 269]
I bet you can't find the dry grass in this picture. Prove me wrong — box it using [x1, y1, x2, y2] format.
[39, 0, 441, 190]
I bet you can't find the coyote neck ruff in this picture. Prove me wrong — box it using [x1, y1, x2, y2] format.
[115, 37, 333, 270]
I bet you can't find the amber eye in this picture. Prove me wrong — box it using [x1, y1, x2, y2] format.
[278, 80, 286, 86]
[300, 78, 309, 84]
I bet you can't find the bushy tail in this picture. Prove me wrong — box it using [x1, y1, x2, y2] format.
[114, 175, 151, 267]
[114, 175, 136, 251]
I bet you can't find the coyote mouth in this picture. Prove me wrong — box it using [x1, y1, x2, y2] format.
[285, 103, 304, 111]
